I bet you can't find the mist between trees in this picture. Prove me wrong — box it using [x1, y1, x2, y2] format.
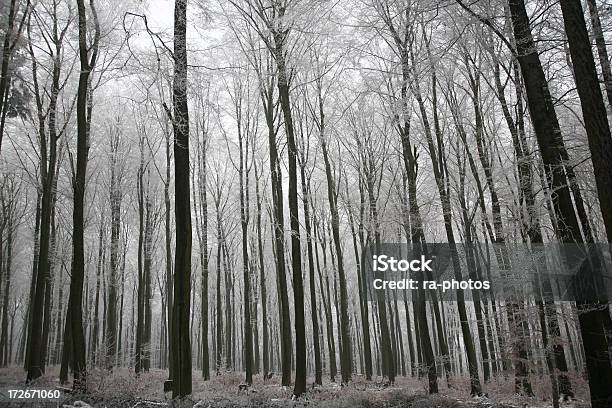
[1, 0, 612, 407]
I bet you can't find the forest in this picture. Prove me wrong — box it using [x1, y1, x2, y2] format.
[0, 0, 611, 407]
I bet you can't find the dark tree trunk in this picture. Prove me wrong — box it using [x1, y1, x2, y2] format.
[559, 1, 612, 405]
[158, 125, 172, 380]
[586, 0, 612, 111]
[560, 0, 612, 243]
[26, 5, 63, 380]
[255, 165, 269, 378]
[107, 128, 121, 369]
[196, 121, 209, 380]
[271, 27, 307, 396]
[39, 213, 55, 371]
[215, 199, 223, 375]
[314, 217, 337, 382]
[66, 0, 99, 391]
[135, 137, 145, 374]
[413, 50, 481, 394]
[260, 61, 292, 387]
[223, 240, 232, 370]
[171, 0, 191, 398]
[508, 1, 612, 401]
[347, 178, 373, 380]
[59, 306, 71, 384]
[237, 107, 253, 386]
[0, 200, 13, 367]
[0, 0, 27, 156]
[52, 256, 63, 366]
[118, 234, 127, 365]
[508, 0, 582, 243]
[171, 0, 192, 397]
[92, 218, 104, 367]
[299, 150, 322, 386]
[316, 84, 352, 385]
[363, 146, 395, 384]
[23, 192, 40, 369]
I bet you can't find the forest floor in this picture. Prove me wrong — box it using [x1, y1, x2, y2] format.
[0, 366, 591, 408]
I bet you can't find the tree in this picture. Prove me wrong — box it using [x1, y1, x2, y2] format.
[170, 0, 192, 397]
[558, 1, 612, 405]
[271, 16, 308, 397]
[106, 118, 124, 369]
[65, 0, 99, 391]
[0, 0, 29, 157]
[194, 95, 210, 380]
[26, 0, 75, 382]
[585, 0, 612, 110]
[309, 52, 352, 385]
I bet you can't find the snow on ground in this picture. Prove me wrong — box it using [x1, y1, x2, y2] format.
[0, 367, 591, 407]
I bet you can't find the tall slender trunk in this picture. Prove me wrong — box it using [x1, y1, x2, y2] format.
[26, 5, 63, 380]
[23, 192, 40, 369]
[271, 27, 307, 397]
[413, 48, 481, 394]
[92, 218, 104, 366]
[215, 201, 223, 375]
[170, 0, 192, 397]
[66, 0, 99, 391]
[196, 123, 209, 380]
[237, 110, 253, 385]
[255, 165, 269, 378]
[363, 145, 395, 384]
[261, 62, 291, 387]
[346, 178, 373, 380]
[143, 192, 153, 371]
[107, 129, 121, 369]
[586, 0, 612, 110]
[0, 202, 14, 367]
[316, 83, 352, 384]
[135, 144, 144, 374]
[164, 126, 174, 380]
[299, 148, 322, 385]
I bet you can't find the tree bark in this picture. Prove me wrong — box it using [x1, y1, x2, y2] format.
[298, 142, 322, 385]
[107, 126, 121, 369]
[255, 164, 269, 378]
[66, 0, 99, 391]
[316, 83, 352, 385]
[585, 0, 612, 111]
[558, 1, 612, 405]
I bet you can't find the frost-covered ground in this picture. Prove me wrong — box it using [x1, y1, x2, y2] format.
[0, 367, 591, 407]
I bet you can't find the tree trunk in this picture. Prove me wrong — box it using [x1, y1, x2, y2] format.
[585, 0, 612, 111]
[143, 193, 153, 371]
[316, 84, 352, 385]
[346, 178, 373, 380]
[66, 0, 99, 391]
[92, 218, 104, 367]
[215, 198, 223, 375]
[196, 121, 209, 380]
[0, 0, 26, 156]
[170, 0, 192, 397]
[559, 1, 612, 405]
[364, 146, 395, 384]
[261, 61, 292, 387]
[271, 27, 307, 396]
[255, 164, 269, 378]
[26, 5, 63, 380]
[237, 105, 253, 385]
[107, 128, 121, 369]
[413, 49, 481, 394]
